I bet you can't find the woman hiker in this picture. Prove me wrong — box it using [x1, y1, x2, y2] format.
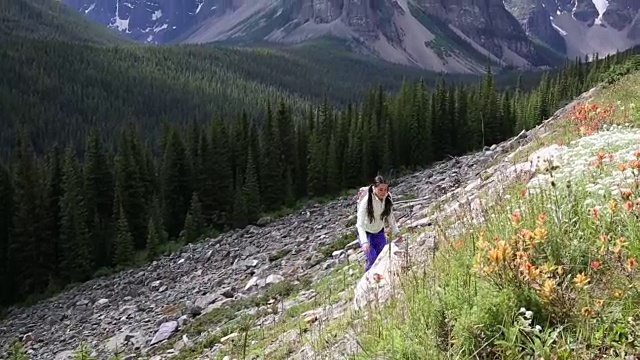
[355, 175, 402, 272]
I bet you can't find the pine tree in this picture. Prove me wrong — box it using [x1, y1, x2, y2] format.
[83, 130, 114, 268]
[209, 116, 234, 225]
[307, 126, 325, 197]
[161, 127, 190, 238]
[41, 147, 63, 280]
[58, 147, 93, 283]
[113, 205, 135, 267]
[326, 134, 342, 194]
[243, 147, 262, 223]
[145, 216, 160, 261]
[0, 163, 14, 305]
[114, 128, 147, 248]
[260, 101, 285, 211]
[10, 133, 49, 298]
[231, 173, 249, 229]
[183, 192, 204, 243]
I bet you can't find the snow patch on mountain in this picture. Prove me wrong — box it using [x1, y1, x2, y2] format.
[551, 11, 635, 58]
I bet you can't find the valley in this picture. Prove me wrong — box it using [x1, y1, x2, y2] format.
[3, 0, 640, 359]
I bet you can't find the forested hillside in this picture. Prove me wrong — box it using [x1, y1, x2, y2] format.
[1, 47, 638, 309]
[0, 36, 558, 161]
[0, 0, 575, 161]
[0, 0, 128, 45]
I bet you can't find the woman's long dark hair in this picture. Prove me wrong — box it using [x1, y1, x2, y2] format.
[366, 175, 393, 223]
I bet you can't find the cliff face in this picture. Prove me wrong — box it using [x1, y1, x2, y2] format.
[61, 0, 637, 73]
[504, 0, 640, 59]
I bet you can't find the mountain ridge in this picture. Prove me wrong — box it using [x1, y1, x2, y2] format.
[59, 0, 640, 73]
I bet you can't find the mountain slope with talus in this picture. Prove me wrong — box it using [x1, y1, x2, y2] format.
[504, 0, 640, 59]
[61, 0, 568, 73]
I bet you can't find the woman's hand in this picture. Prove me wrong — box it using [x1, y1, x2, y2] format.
[362, 243, 370, 253]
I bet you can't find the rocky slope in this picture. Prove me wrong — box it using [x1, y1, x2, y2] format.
[60, 0, 566, 73]
[504, 0, 640, 59]
[0, 78, 607, 360]
[0, 156, 475, 359]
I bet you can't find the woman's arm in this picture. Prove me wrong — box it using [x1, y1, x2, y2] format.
[356, 197, 369, 246]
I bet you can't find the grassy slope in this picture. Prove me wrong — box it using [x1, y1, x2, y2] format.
[139, 64, 640, 360]
[0, 0, 129, 45]
[347, 67, 640, 357]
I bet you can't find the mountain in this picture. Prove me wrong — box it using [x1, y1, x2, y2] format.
[61, 0, 569, 73]
[0, 0, 129, 45]
[504, 0, 640, 59]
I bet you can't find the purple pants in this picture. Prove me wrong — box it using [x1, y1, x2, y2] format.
[358, 229, 387, 272]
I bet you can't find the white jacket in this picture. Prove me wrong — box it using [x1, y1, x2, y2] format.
[356, 191, 399, 245]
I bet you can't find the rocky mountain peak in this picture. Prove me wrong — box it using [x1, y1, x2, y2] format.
[59, 0, 640, 72]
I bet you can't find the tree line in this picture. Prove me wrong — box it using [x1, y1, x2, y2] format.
[0, 49, 639, 308]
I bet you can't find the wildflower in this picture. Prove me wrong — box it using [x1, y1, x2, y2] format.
[511, 212, 522, 227]
[487, 240, 512, 265]
[627, 257, 637, 271]
[574, 273, 590, 288]
[599, 234, 609, 242]
[533, 227, 547, 241]
[621, 189, 633, 200]
[594, 299, 604, 308]
[520, 188, 527, 197]
[626, 200, 633, 211]
[540, 278, 556, 300]
[610, 237, 626, 256]
[581, 307, 593, 318]
[590, 260, 600, 270]
[515, 251, 529, 262]
[613, 289, 624, 299]
[609, 199, 618, 212]
[592, 207, 599, 219]
[520, 262, 541, 282]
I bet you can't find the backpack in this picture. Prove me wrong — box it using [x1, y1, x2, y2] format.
[355, 186, 370, 205]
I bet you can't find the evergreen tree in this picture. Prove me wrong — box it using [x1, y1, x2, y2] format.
[84, 130, 114, 268]
[161, 127, 190, 238]
[42, 147, 63, 281]
[145, 216, 160, 261]
[326, 135, 342, 194]
[307, 126, 325, 197]
[113, 205, 135, 267]
[0, 163, 14, 305]
[231, 173, 249, 229]
[114, 128, 147, 248]
[243, 147, 262, 223]
[260, 101, 285, 210]
[183, 192, 204, 243]
[58, 147, 93, 283]
[209, 116, 234, 225]
[9, 133, 49, 298]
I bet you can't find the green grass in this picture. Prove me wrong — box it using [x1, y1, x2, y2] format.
[344, 69, 640, 359]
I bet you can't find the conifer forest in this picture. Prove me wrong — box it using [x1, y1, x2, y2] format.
[0, 44, 638, 309]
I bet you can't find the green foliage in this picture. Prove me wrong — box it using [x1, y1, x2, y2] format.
[6, 340, 28, 360]
[0, 41, 638, 311]
[72, 342, 96, 360]
[319, 232, 356, 258]
[113, 205, 135, 267]
[0, 0, 128, 45]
